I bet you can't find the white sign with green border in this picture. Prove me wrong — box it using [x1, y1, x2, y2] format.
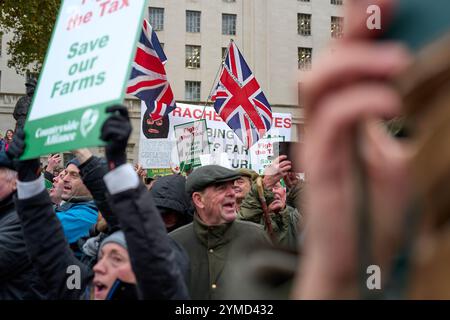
[22, 0, 146, 159]
[174, 119, 210, 172]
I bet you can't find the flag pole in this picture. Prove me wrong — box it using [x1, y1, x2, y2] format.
[200, 39, 233, 119]
[180, 40, 232, 174]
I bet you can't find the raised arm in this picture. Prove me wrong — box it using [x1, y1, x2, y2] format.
[100, 105, 189, 299]
[8, 130, 93, 299]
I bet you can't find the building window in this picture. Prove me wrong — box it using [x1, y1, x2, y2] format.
[186, 45, 201, 69]
[298, 0, 310, 2]
[298, 47, 312, 70]
[186, 10, 201, 33]
[297, 13, 311, 36]
[222, 14, 237, 35]
[149, 7, 164, 31]
[185, 81, 201, 101]
[331, 0, 343, 5]
[331, 16, 344, 38]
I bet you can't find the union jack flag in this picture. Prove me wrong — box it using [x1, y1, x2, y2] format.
[211, 41, 272, 149]
[127, 19, 175, 121]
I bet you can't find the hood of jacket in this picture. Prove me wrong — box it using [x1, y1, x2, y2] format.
[150, 174, 193, 216]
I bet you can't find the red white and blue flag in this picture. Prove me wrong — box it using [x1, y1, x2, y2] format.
[211, 41, 272, 149]
[127, 19, 175, 121]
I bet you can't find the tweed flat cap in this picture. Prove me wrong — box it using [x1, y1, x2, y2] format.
[237, 168, 259, 181]
[186, 165, 241, 195]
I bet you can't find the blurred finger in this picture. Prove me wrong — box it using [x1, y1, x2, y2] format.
[311, 83, 402, 156]
[273, 155, 288, 164]
[303, 42, 411, 116]
[279, 160, 292, 169]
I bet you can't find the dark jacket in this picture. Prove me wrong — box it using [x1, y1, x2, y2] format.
[14, 160, 190, 300]
[10, 157, 119, 299]
[0, 194, 48, 300]
[43, 171, 55, 184]
[14, 189, 92, 299]
[286, 179, 304, 212]
[109, 182, 190, 299]
[170, 215, 271, 299]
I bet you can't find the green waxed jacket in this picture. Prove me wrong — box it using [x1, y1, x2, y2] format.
[286, 179, 305, 212]
[169, 214, 271, 300]
[238, 182, 301, 250]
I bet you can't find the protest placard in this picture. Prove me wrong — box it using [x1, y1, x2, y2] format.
[22, 0, 146, 159]
[138, 103, 292, 172]
[174, 120, 210, 172]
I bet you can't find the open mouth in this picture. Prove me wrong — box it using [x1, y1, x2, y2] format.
[223, 202, 235, 210]
[93, 280, 109, 298]
[148, 129, 159, 134]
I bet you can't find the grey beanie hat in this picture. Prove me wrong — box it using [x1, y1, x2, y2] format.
[98, 231, 127, 257]
[65, 157, 81, 168]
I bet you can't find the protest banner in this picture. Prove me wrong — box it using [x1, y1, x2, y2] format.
[138, 103, 292, 173]
[22, 0, 146, 159]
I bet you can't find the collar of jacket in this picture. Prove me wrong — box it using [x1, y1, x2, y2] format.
[271, 205, 295, 230]
[67, 195, 94, 203]
[193, 213, 234, 249]
[57, 199, 96, 212]
[106, 280, 138, 300]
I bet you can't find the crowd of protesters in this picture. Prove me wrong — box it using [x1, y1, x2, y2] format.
[0, 104, 303, 300]
[2, 0, 450, 300]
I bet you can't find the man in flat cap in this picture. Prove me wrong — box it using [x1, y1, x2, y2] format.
[238, 156, 302, 250]
[234, 168, 259, 212]
[170, 165, 271, 299]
